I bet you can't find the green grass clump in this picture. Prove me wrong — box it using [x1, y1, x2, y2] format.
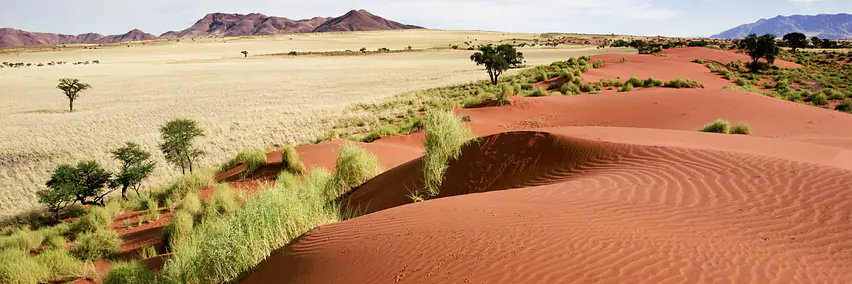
[328, 144, 383, 199]
[44, 235, 68, 250]
[276, 171, 301, 189]
[0, 227, 44, 251]
[37, 248, 84, 280]
[421, 111, 474, 198]
[0, 248, 48, 284]
[73, 206, 112, 233]
[735, 77, 750, 87]
[161, 177, 341, 283]
[664, 77, 705, 88]
[104, 262, 158, 284]
[163, 169, 216, 200]
[528, 86, 549, 97]
[219, 148, 267, 176]
[145, 199, 160, 221]
[626, 77, 644, 87]
[203, 184, 239, 220]
[167, 210, 194, 250]
[618, 83, 634, 92]
[73, 229, 120, 260]
[836, 100, 852, 113]
[560, 82, 581, 95]
[643, 77, 663, 87]
[496, 83, 513, 106]
[362, 124, 399, 142]
[280, 145, 306, 174]
[692, 59, 704, 64]
[824, 89, 845, 100]
[731, 123, 752, 135]
[592, 60, 603, 68]
[700, 119, 731, 134]
[811, 92, 829, 106]
[179, 192, 203, 216]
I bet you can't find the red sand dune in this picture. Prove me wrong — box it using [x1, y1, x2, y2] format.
[238, 47, 852, 283]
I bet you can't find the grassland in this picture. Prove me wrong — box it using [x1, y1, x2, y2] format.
[0, 30, 634, 220]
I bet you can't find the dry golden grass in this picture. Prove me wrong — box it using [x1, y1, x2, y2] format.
[0, 30, 633, 220]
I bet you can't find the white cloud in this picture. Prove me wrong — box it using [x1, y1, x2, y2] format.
[790, 0, 820, 4]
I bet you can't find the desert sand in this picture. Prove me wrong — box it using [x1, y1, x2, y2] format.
[240, 47, 852, 283]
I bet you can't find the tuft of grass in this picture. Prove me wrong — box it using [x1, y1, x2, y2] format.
[281, 145, 306, 174]
[161, 176, 341, 283]
[37, 248, 84, 280]
[203, 184, 239, 220]
[731, 123, 751, 135]
[276, 171, 301, 189]
[700, 119, 731, 134]
[73, 206, 112, 233]
[328, 144, 384, 199]
[163, 169, 216, 200]
[735, 77, 750, 87]
[179, 192, 203, 216]
[626, 77, 644, 87]
[836, 100, 852, 113]
[219, 148, 267, 176]
[496, 83, 513, 106]
[44, 235, 68, 250]
[362, 124, 399, 142]
[811, 92, 829, 106]
[592, 60, 603, 68]
[167, 210, 194, 250]
[643, 77, 663, 88]
[138, 245, 158, 259]
[0, 248, 49, 284]
[528, 86, 549, 97]
[105, 198, 125, 217]
[664, 77, 704, 89]
[104, 261, 158, 284]
[145, 199, 160, 221]
[692, 59, 704, 64]
[618, 83, 634, 92]
[1, 227, 44, 251]
[420, 111, 474, 198]
[560, 82, 580, 95]
[73, 229, 121, 260]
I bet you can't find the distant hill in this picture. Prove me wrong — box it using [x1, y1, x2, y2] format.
[712, 13, 852, 39]
[0, 10, 423, 48]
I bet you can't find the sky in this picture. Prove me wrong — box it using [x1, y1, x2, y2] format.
[1, 0, 850, 37]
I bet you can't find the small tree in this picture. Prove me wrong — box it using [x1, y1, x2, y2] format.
[159, 119, 205, 174]
[56, 78, 91, 112]
[241, 51, 248, 58]
[782, 32, 807, 52]
[740, 34, 779, 72]
[38, 161, 113, 217]
[111, 142, 155, 200]
[470, 44, 525, 85]
[811, 37, 822, 48]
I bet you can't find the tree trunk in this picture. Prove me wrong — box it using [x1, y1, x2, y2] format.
[69, 99, 74, 112]
[121, 185, 129, 200]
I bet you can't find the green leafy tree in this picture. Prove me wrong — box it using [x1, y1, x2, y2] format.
[740, 34, 779, 72]
[811, 37, 822, 48]
[470, 44, 525, 85]
[56, 78, 91, 112]
[241, 51, 248, 58]
[159, 119, 205, 174]
[782, 32, 807, 52]
[111, 142, 155, 200]
[38, 161, 113, 217]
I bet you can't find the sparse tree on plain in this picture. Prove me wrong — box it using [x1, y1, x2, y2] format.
[37, 161, 113, 217]
[159, 119, 205, 174]
[56, 78, 91, 112]
[811, 36, 822, 48]
[241, 51, 248, 58]
[782, 32, 807, 52]
[740, 34, 779, 72]
[470, 44, 525, 85]
[111, 142, 155, 200]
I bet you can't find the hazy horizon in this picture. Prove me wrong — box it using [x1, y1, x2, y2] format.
[1, 0, 850, 37]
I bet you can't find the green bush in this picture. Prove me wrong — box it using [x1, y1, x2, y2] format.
[73, 206, 112, 233]
[700, 119, 731, 134]
[824, 89, 845, 100]
[592, 60, 603, 68]
[560, 82, 581, 95]
[44, 235, 68, 250]
[692, 59, 704, 64]
[735, 77, 750, 87]
[664, 77, 705, 88]
[168, 210, 194, 250]
[0, 248, 48, 284]
[811, 92, 829, 106]
[362, 124, 399, 142]
[1, 227, 44, 251]
[497, 84, 513, 106]
[37, 248, 83, 280]
[163, 169, 216, 200]
[328, 144, 383, 199]
[276, 171, 301, 189]
[618, 83, 634, 92]
[528, 87, 548, 97]
[104, 262, 158, 284]
[731, 123, 751, 135]
[281, 145, 306, 174]
[579, 83, 593, 93]
[643, 77, 663, 87]
[203, 184, 238, 220]
[219, 148, 267, 175]
[180, 192, 203, 216]
[626, 77, 644, 87]
[421, 111, 474, 198]
[836, 100, 852, 113]
[73, 229, 120, 260]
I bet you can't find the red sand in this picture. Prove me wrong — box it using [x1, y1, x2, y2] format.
[236, 47, 852, 283]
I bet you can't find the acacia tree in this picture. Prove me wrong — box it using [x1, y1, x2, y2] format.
[470, 44, 524, 85]
[111, 142, 155, 200]
[38, 161, 113, 217]
[740, 34, 779, 72]
[241, 51, 248, 57]
[159, 119, 205, 174]
[782, 32, 808, 52]
[811, 37, 822, 48]
[56, 78, 91, 112]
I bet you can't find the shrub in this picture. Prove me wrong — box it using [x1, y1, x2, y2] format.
[836, 100, 852, 113]
[579, 83, 594, 93]
[592, 60, 603, 68]
[104, 262, 157, 284]
[180, 192, 203, 216]
[692, 59, 704, 64]
[421, 111, 474, 198]
[643, 77, 663, 87]
[626, 77, 644, 87]
[811, 92, 828, 106]
[219, 148, 267, 175]
[528, 87, 548, 97]
[73, 229, 121, 260]
[700, 119, 731, 134]
[731, 123, 751, 135]
[145, 199, 160, 221]
[167, 210, 194, 250]
[560, 82, 581, 95]
[362, 124, 398, 142]
[735, 77, 750, 87]
[824, 89, 845, 100]
[203, 184, 238, 220]
[1, 228, 44, 251]
[163, 169, 215, 200]
[276, 171, 301, 189]
[618, 83, 634, 92]
[281, 145, 306, 174]
[0, 248, 48, 284]
[73, 206, 112, 233]
[44, 235, 68, 250]
[37, 248, 83, 280]
[162, 179, 341, 283]
[496, 84, 513, 106]
[328, 144, 383, 199]
[664, 77, 704, 88]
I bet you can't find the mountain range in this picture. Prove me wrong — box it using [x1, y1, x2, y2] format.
[0, 10, 423, 48]
[712, 13, 852, 39]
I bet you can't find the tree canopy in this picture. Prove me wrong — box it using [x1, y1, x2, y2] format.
[782, 32, 807, 52]
[470, 44, 524, 85]
[38, 161, 113, 216]
[111, 142, 155, 200]
[740, 34, 780, 72]
[159, 119, 205, 174]
[56, 78, 91, 112]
